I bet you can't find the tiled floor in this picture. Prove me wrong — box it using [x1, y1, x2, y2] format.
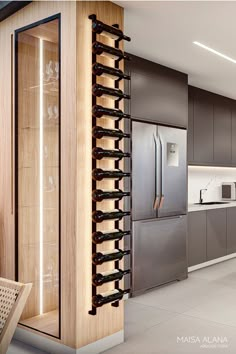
[7, 339, 48, 354]
[103, 258, 236, 354]
[8, 258, 236, 354]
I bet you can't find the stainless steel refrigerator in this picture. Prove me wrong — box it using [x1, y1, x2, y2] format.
[132, 120, 187, 296]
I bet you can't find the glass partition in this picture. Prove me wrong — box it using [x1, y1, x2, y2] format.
[15, 16, 60, 338]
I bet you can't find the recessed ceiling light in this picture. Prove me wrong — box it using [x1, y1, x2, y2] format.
[193, 41, 236, 64]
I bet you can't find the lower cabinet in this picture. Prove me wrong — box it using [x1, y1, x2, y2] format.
[226, 207, 236, 254]
[188, 211, 207, 266]
[207, 208, 227, 261]
[188, 207, 236, 266]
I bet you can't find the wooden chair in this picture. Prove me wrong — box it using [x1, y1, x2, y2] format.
[0, 278, 32, 354]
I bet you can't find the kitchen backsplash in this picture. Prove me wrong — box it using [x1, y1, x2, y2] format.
[188, 166, 236, 204]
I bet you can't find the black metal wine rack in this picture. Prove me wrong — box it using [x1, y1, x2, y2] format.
[89, 14, 131, 315]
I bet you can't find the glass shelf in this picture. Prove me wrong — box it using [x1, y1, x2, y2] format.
[15, 16, 60, 338]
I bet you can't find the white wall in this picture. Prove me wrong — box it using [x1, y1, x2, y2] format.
[188, 166, 236, 204]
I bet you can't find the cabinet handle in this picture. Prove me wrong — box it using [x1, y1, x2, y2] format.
[11, 33, 14, 215]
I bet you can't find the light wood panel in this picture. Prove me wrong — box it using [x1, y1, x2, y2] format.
[0, 7, 15, 281]
[76, 1, 125, 348]
[0, 0, 125, 350]
[0, 0, 77, 347]
[21, 310, 58, 337]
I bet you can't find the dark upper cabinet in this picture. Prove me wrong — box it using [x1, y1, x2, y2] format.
[192, 87, 214, 164]
[213, 96, 231, 164]
[207, 208, 227, 261]
[232, 101, 236, 164]
[188, 90, 194, 163]
[125, 54, 188, 128]
[188, 86, 235, 166]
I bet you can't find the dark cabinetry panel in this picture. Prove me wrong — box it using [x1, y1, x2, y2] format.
[226, 207, 236, 254]
[125, 54, 188, 128]
[192, 88, 214, 163]
[214, 96, 231, 164]
[207, 208, 227, 261]
[188, 86, 235, 166]
[188, 211, 207, 267]
[188, 91, 194, 162]
[188, 207, 236, 267]
[231, 102, 236, 164]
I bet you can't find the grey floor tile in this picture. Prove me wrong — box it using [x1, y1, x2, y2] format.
[190, 258, 236, 283]
[104, 314, 236, 354]
[185, 286, 236, 327]
[7, 339, 48, 354]
[129, 314, 236, 354]
[129, 275, 226, 313]
[125, 301, 178, 339]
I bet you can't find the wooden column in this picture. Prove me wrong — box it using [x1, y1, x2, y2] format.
[76, 1, 125, 348]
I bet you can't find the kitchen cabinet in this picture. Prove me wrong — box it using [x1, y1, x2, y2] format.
[188, 211, 207, 266]
[231, 102, 236, 164]
[226, 207, 236, 254]
[125, 54, 188, 128]
[213, 96, 231, 164]
[188, 90, 194, 163]
[192, 87, 214, 164]
[188, 86, 236, 166]
[207, 208, 227, 261]
[188, 207, 236, 266]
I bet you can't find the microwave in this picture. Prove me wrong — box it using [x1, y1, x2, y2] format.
[222, 182, 236, 200]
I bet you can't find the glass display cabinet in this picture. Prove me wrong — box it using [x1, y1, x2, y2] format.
[15, 15, 60, 338]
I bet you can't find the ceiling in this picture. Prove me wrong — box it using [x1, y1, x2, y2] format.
[115, 1, 236, 100]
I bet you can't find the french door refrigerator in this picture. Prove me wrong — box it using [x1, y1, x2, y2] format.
[132, 120, 187, 295]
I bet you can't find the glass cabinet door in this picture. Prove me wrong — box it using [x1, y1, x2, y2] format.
[15, 16, 60, 338]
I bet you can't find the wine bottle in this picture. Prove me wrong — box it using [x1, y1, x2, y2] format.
[92, 147, 130, 160]
[92, 229, 130, 244]
[92, 41, 130, 61]
[91, 19, 131, 41]
[92, 83, 130, 101]
[92, 269, 131, 286]
[92, 126, 130, 140]
[92, 209, 131, 223]
[92, 168, 131, 181]
[92, 63, 130, 81]
[92, 105, 130, 121]
[92, 249, 130, 265]
[92, 189, 130, 202]
[92, 289, 130, 308]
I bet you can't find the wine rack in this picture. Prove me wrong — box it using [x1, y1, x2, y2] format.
[89, 14, 131, 315]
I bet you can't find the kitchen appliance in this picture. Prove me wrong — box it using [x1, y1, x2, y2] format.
[132, 121, 187, 295]
[221, 182, 236, 200]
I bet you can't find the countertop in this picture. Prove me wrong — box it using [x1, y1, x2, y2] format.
[188, 201, 236, 212]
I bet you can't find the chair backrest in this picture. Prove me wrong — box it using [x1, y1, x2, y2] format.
[0, 278, 32, 354]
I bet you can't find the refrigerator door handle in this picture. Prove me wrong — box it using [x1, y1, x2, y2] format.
[153, 195, 159, 210]
[158, 131, 164, 209]
[153, 133, 162, 210]
[159, 195, 164, 209]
